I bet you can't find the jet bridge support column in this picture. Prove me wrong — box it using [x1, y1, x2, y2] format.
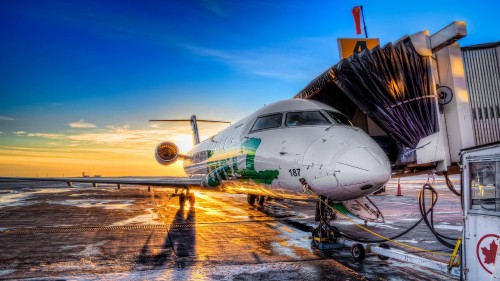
[431, 22, 475, 163]
[410, 21, 475, 171]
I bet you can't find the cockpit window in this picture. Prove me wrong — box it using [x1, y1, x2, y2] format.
[325, 110, 353, 126]
[285, 111, 331, 127]
[250, 113, 283, 132]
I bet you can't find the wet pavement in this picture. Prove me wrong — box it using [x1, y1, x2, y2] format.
[0, 176, 461, 280]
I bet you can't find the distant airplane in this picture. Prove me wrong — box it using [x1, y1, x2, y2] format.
[1, 99, 391, 223]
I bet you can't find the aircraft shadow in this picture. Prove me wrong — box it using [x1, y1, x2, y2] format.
[135, 206, 196, 268]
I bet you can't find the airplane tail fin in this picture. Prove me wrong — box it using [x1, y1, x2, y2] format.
[150, 115, 230, 145]
[331, 197, 384, 223]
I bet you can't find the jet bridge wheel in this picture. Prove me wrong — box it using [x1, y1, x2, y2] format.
[351, 243, 366, 261]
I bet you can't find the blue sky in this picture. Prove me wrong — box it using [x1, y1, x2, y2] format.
[0, 0, 499, 176]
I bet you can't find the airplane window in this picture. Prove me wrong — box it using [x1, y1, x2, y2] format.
[250, 113, 283, 132]
[285, 111, 330, 127]
[325, 111, 353, 126]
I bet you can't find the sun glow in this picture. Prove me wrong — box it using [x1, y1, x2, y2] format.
[173, 134, 194, 153]
[0, 122, 229, 177]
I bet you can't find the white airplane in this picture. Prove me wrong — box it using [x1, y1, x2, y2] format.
[1, 99, 391, 223]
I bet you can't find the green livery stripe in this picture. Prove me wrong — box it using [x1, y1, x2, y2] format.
[205, 137, 279, 187]
[331, 203, 356, 218]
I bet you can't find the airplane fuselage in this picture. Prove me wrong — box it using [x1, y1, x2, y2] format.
[181, 99, 391, 202]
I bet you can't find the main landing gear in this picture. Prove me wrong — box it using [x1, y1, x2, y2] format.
[247, 194, 266, 206]
[171, 187, 195, 208]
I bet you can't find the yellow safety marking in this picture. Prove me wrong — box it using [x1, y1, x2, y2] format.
[317, 197, 455, 257]
[313, 237, 334, 242]
[449, 237, 462, 269]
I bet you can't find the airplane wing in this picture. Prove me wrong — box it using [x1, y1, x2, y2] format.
[0, 176, 204, 187]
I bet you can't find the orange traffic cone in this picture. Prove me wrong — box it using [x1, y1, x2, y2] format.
[396, 178, 403, 196]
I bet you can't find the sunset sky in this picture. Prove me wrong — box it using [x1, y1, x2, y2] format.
[1, 0, 499, 177]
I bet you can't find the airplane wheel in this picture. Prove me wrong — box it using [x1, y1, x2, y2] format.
[188, 193, 195, 207]
[377, 243, 390, 260]
[311, 227, 323, 248]
[257, 196, 265, 206]
[315, 201, 321, 221]
[351, 243, 365, 261]
[247, 194, 256, 206]
[179, 193, 186, 208]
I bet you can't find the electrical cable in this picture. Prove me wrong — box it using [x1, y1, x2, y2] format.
[317, 182, 458, 248]
[443, 171, 461, 196]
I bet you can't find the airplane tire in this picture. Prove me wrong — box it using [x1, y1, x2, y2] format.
[179, 193, 186, 208]
[247, 194, 256, 206]
[257, 196, 265, 206]
[351, 243, 365, 261]
[188, 193, 195, 207]
[311, 228, 319, 247]
[377, 243, 390, 260]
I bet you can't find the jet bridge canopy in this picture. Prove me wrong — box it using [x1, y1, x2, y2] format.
[295, 39, 439, 151]
[295, 22, 475, 171]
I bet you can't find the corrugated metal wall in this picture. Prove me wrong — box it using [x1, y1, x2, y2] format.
[462, 44, 500, 145]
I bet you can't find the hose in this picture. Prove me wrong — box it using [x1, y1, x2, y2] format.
[418, 183, 456, 248]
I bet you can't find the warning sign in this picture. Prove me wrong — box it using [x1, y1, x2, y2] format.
[477, 234, 500, 274]
[337, 38, 380, 59]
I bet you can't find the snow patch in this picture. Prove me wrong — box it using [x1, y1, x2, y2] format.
[54, 199, 133, 210]
[0, 191, 32, 207]
[0, 269, 15, 276]
[71, 241, 108, 258]
[111, 209, 159, 226]
[433, 224, 462, 231]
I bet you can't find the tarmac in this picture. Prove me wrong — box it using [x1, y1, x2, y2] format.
[0, 175, 462, 280]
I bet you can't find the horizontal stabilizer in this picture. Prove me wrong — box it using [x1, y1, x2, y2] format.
[149, 119, 230, 123]
[150, 115, 230, 145]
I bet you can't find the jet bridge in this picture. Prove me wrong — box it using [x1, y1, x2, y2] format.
[295, 21, 475, 173]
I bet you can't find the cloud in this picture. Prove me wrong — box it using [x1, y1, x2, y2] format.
[69, 119, 97, 129]
[180, 36, 337, 81]
[7, 122, 227, 157]
[148, 123, 161, 129]
[26, 133, 64, 139]
[0, 116, 14, 121]
[0, 131, 4, 135]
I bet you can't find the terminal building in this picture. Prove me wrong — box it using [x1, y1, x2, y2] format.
[462, 42, 500, 145]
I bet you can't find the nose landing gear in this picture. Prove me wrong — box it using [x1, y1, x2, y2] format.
[311, 196, 392, 262]
[312, 196, 343, 250]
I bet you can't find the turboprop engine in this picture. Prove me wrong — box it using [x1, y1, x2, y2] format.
[155, 141, 179, 165]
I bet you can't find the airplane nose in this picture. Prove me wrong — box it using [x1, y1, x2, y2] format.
[334, 147, 391, 192]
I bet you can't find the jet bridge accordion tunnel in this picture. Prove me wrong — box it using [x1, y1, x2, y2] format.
[295, 22, 476, 173]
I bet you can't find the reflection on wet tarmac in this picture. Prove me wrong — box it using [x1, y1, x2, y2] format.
[0, 178, 461, 280]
